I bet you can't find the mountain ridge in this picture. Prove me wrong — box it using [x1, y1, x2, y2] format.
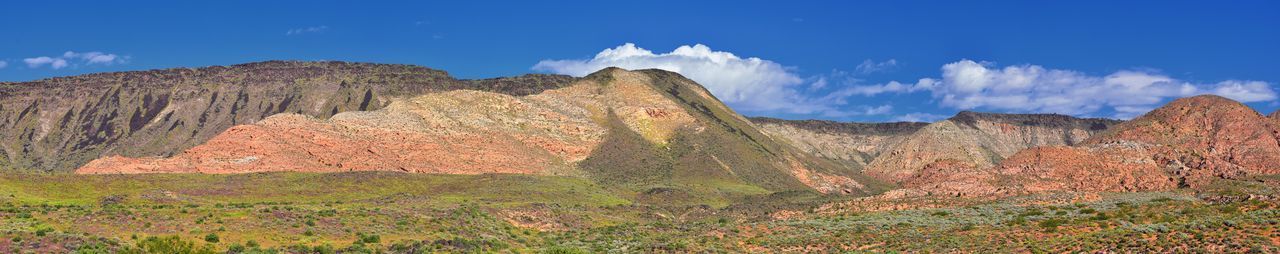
[74, 66, 889, 201]
[0, 60, 575, 172]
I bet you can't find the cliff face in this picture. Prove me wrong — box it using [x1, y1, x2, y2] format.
[864, 111, 1121, 182]
[749, 117, 927, 170]
[77, 68, 888, 196]
[0, 61, 574, 172]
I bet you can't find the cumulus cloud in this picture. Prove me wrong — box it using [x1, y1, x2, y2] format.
[286, 26, 329, 35]
[23, 51, 126, 69]
[858, 59, 1277, 119]
[533, 43, 870, 116]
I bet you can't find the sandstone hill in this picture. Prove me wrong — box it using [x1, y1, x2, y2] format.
[749, 117, 927, 170]
[862, 111, 1121, 183]
[0, 61, 574, 172]
[76, 67, 888, 198]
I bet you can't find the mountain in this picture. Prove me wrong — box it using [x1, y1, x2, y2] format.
[0, 61, 574, 172]
[904, 95, 1280, 197]
[1001, 95, 1280, 188]
[749, 117, 927, 170]
[1271, 110, 1280, 120]
[863, 111, 1121, 183]
[76, 67, 888, 199]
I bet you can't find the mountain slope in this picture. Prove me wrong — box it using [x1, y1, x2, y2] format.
[907, 95, 1280, 197]
[0, 61, 575, 172]
[749, 117, 927, 170]
[864, 111, 1120, 182]
[1271, 110, 1280, 120]
[78, 67, 888, 199]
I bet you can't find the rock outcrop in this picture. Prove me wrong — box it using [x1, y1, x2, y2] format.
[0, 61, 575, 172]
[864, 112, 1120, 182]
[749, 117, 926, 169]
[77, 68, 887, 196]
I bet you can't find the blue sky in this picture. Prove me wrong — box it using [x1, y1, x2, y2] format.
[2, 1, 1278, 122]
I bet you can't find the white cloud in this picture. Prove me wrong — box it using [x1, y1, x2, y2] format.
[286, 26, 329, 35]
[1211, 80, 1276, 103]
[891, 112, 948, 122]
[855, 59, 898, 74]
[23, 51, 126, 69]
[858, 59, 1276, 119]
[533, 43, 869, 116]
[0, 60, 7, 69]
[24, 56, 68, 69]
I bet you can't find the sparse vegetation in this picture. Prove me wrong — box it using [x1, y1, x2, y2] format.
[0, 172, 1276, 253]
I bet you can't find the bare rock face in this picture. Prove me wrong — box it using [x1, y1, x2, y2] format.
[749, 118, 926, 169]
[78, 68, 885, 195]
[0, 61, 575, 172]
[1270, 110, 1280, 120]
[865, 112, 1120, 183]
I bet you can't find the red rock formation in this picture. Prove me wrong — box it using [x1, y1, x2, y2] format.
[995, 144, 1178, 192]
[1083, 95, 1280, 187]
[890, 95, 1280, 198]
[899, 159, 1003, 197]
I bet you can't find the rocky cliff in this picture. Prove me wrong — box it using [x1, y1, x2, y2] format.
[864, 111, 1121, 183]
[0, 61, 574, 172]
[77, 68, 888, 197]
[749, 117, 927, 170]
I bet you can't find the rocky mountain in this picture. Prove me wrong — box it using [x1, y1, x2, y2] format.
[863, 111, 1121, 183]
[749, 117, 927, 170]
[0, 61, 576, 172]
[1271, 110, 1280, 120]
[1003, 95, 1280, 187]
[76, 67, 888, 198]
[904, 95, 1280, 197]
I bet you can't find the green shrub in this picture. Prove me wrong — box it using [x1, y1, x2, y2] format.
[123, 236, 217, 254]
[1038, 218, 1067, 232]
[204, 233, 219, 243]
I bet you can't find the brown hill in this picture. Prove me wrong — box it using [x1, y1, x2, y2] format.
[749, 117, 927, 170]
[1271, 110, 1280, 120]
[77, 68, 887, 197]
[864, 111, 1120, 183]
[0, 61, 574, 172]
